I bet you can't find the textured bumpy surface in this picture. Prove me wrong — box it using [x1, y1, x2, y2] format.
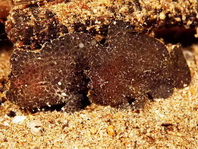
[6, 0, 198, 50]
[7, 21, 191, 110]
[7, 33, 96, 111]
[88, 21, 191, 108]
[6, 8, 68, 50]
[3, 0, 195, 110]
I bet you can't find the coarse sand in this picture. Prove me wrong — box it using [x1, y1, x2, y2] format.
[0, 0, 198, 148]
[0, 44, 197, 148]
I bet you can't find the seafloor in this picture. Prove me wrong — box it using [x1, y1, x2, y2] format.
[0, 0, 198, 148]
[0, 44, 197, 148]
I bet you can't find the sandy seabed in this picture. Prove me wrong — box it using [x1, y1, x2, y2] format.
[0, 0, 197, 148]
[0, 0, 198, 149]
[0, 43, 197, 149]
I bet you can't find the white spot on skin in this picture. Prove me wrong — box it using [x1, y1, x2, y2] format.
[61, 93, 68, 97]
[58, 82, 62, 85]
[46, 102, 51, 107]
[91, 39, 97, 45]
[79, 43, 84, 48]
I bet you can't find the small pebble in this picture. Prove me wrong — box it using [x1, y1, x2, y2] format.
[27, 120, 43, 135]
[107, 125, 115, 136]
[12, 116, 26, 124]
